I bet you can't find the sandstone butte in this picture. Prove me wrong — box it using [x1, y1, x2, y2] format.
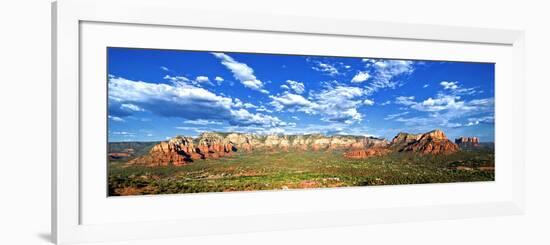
[345, 129, 460, 159]
[455, 136, 480, 146]
[127, 129, 472, 166]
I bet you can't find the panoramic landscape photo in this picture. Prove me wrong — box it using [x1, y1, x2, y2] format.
[107, 47, 495, 196]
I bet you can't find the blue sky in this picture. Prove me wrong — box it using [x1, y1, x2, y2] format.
[107, 47, 495, 142]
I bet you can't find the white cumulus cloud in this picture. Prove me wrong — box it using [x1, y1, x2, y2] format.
[120, 103, 143, 112]
[363, 99, 375, 106]
[195, 76, 210, 83]
[395, 96, 416, 106]
[281, 80, 305, 94]
[390, 91, 494, 130]
[362, 59, 415, 94]
[311, 61, 340, 76]
[214, 76, 224, 85]
[183, 119, 223, 125]
[108, 75, 283, 127]
[440, 81, 480, 95]
[440, 81, 459, 90]
[108, 115, 125, 122]
[270, 93, 318, 114]
[212, 52, 268, 94]
[351, 71, 370, 83]
[270, 84, 366, 124]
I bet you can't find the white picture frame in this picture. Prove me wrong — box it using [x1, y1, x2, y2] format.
[52, 0, 525, 244]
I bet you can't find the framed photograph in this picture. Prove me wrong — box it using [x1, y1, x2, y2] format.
[106, 47, 497, 196]
[52, 0, 525, 244]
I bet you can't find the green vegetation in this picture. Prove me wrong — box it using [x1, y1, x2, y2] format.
[108, 149, 494, 196]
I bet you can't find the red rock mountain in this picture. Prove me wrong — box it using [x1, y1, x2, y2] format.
[344, 147, 391, 159]
[396, 129, 459, 155]
[455, 136, 480, 147]
[345, 129, 459, 159]
[128, 132, 388, 166]
[127, 130, 460, 166]
[129, 136, 198, 166]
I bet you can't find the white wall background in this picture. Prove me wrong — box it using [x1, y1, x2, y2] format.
[0, 0, 548, 244]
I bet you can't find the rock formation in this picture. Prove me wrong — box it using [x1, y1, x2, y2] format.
[398, 130, 459, 155]
[455, 137, 480, 147]
[127, 129, 461, 165]
[195, 132, 234, 159]
[128, 132, 388, 166]
[225, 133, 255, 152]
[344, 147, 391, 159]
[129, 136, 200, 166]
[390, 132, 423, 149]
[344, 129, 459, 159]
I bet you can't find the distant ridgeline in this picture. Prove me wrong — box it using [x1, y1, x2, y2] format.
[107, 129, 487, 166]
[108, 141, 158, 161]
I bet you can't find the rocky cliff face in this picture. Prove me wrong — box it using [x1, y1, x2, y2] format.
[344, 147, 391, 159]
[196, 132, 234, 159]
[390, 132, 423, 148]
[129, 136, 200, 166]
[128, 132, 388, 166]
[455, 136, 480, 147]
[344, 129, 459, 159]
[128, 130, 461, 165]
[398, 130, 459, 155]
